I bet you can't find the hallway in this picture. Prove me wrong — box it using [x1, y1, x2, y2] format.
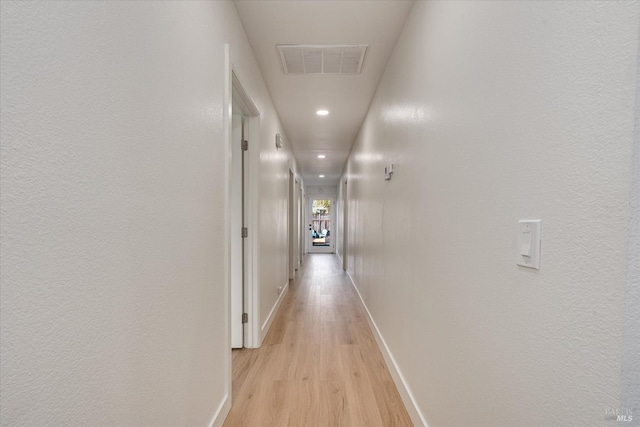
[2, 1, 639, 426]
[224, 255, 412, 426]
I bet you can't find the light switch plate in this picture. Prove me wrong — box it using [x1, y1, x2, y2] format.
[517, 220, 541, 269]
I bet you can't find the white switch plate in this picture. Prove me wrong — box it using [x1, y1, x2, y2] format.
[517, 220, 541, 269]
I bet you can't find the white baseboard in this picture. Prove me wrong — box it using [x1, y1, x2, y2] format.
[208, 393, 231, 427]
[346, 270, 429, 427]
[260, 280, 289, 344]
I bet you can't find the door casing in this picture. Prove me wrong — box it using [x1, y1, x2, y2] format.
[307, 196, 336, 254]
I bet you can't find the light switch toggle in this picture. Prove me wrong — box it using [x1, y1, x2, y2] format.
[520, 231, 532, 256]
[517, 220, 541, 269]
[384, 164, 394, 181]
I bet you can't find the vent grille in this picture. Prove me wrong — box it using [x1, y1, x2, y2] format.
[277, 44, 368, 75]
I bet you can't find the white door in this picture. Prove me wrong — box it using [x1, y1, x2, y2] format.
[231, 114, 244, 348]
[288, 170, 295, 280]
[307, 197, 335, 253]
[298, 185, 303, 266]
[342, 179, 348, 270]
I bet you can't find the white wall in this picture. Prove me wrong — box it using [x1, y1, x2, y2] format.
[342, 2, 639, 426]
[0, 1, 298, 425]
[255, 124, 301, 338]
[305, 185, 337, 198]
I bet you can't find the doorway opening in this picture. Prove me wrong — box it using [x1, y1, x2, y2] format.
[288, 170, 296, 280]
[231, 69, 259, 351]
[298, 184, 304, 267]
[342, 179, 348, 270]
[308, 198, 335, 253]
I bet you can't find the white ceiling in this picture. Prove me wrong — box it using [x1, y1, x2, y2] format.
[234, 0, 415, 186]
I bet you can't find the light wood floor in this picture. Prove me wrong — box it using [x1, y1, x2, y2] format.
[223, 254, 413, 427]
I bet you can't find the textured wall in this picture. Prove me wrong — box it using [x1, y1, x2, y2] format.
[342, 1, 639, 426]
[0, 1, 296, 425]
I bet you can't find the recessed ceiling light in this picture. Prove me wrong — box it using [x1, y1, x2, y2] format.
[319, 175, 325, 178]
[317, 154, 326, 159]
[316, 109, 329, 116]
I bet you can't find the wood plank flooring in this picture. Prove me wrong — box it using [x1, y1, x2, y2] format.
[223, 254, 413, 427]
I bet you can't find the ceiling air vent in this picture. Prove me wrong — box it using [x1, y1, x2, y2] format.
[277, 44, 368, 75]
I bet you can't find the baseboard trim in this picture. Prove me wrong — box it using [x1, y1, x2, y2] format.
[260, 280, 289, 343]
[208, 393, 231, 427]
[346, 270, 429, 427]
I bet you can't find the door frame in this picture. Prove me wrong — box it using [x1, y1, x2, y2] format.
[229, 64, 261, 349]
[288, 169, 296, 280]
[298, 184, 304, 267]
[342, 178, 348, 270]
[307, 196, 337, 254]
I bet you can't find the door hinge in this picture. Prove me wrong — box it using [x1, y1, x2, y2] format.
[241, 227, 248, 238]
[241, 139, 248, 151]
[242, 313, 248, 323]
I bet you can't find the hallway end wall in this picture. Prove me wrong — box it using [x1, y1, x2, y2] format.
[342, 2, 639, 426]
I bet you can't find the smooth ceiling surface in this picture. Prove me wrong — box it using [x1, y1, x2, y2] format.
[234, 0, 415, 186]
